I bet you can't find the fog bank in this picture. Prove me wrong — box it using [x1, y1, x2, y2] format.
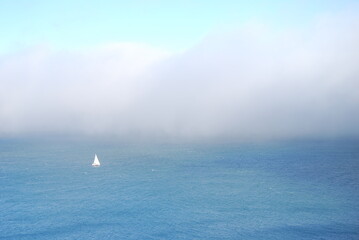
[1, 11, 358, 141]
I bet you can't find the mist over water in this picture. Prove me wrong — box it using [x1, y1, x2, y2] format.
[1, 9, 359, 141]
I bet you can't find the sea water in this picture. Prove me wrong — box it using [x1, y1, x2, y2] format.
[0, 139, 358, 240]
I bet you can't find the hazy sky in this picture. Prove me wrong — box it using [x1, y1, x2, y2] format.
[0, 0, 356, 53]
[0, 1, 358, 141]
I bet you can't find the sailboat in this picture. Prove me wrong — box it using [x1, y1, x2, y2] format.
[92, 154, 101, 167]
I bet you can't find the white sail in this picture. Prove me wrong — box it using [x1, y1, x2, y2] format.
[92, 154, 100, 166]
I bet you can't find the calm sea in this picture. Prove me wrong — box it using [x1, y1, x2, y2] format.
[0, 139, 358, 239]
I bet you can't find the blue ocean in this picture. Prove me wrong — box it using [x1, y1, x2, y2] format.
[0, 139, 358, 240]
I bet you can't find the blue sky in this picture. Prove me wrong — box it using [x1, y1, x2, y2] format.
[0, 0, 357, 53]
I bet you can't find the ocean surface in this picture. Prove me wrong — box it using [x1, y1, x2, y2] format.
[0, 139, 358, 240]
